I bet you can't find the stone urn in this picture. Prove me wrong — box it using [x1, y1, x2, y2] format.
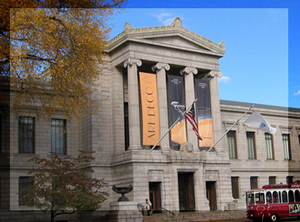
[112, 185, 133, 201]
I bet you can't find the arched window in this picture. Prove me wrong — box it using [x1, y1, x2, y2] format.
[282, 191, 288, 203]
[289, 190, 295, 202]
[295, 190, 300, 202]
[273, 191, 278, 203]
[266, 191, 272, 203]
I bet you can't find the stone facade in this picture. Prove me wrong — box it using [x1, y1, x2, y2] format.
[1, 17, 300, 221]
[220, 100, 300, 209]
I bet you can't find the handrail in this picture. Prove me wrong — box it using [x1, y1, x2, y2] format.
[161, 207, 175, 216]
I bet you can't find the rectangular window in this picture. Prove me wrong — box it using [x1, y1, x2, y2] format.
[51, 119, 66, 154]
[286, 176, 294, 184]
[19, 177, 33, 206]
[247, 132, 256, 159]
[19, 117, 35, 153]
[227, 130, 237, 159]
[250, 176, 258, 189]
[269, 176, 276, 185]
[282, 134, 291, 160]
[265, 133, 274, 160]
[231, 177, 239, 199]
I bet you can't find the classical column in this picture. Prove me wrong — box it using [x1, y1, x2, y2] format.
[124, 58, 142, 150]
[180, 67, 198, 151]
[207, 70, 223, 152]
[152, 63, 170, 150]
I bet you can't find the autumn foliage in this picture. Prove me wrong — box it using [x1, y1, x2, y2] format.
[1, 0, 125, 118]
[21, 152, 108, 222]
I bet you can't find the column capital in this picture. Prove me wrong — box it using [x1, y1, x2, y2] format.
[206, 70, 223, 78]
[124, 58, 142, 68]
[151, 63, 170, 72]
[180, 67, 198, 76]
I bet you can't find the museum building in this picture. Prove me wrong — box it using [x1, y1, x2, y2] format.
[1, 17, 300, 220]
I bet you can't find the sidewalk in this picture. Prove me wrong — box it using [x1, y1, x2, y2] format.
[143, 210, 246, 222]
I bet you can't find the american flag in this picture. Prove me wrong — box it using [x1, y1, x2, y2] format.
[184, 105, 202, 141]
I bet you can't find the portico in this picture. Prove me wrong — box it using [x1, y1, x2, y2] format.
[104, 17, 233, 212]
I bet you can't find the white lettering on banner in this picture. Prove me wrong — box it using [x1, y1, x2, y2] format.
[146, 87, 156, 140]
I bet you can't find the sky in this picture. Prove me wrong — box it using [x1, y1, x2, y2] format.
[107, 0, 300, 109]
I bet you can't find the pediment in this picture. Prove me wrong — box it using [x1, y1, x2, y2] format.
[107, 17, 225, 56]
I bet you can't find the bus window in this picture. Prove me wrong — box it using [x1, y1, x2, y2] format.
[273, 191, 278, 203]
[295, 190, 300, 202]
[289, 190, 295, 202]
[255, 192, 265, 204]
[282, 191, 288, 203]
[266, 191, 272, 203]
[247, 192, 254, 205]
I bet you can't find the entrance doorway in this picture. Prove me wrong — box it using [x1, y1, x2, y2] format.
[206, 181, 217, 210]
[178, 172, 195, 212]
[149, 182, 161, 212]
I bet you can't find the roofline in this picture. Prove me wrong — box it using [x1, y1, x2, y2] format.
[106, 17, 225, 55]
[220, 99, 300, 113]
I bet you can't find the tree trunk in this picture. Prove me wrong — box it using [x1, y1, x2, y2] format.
[51, 210, 55, 222]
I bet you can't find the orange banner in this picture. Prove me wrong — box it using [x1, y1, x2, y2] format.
[198, 119, 214, 147]
[171, 120, 187, 145]
[139, 72, 160, 145]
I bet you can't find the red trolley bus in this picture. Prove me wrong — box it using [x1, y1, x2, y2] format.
[246, 184, 300, 222]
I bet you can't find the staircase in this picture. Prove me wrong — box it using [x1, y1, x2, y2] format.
[143, 212, 175, 222]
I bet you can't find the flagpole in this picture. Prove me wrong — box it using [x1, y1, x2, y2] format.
[207, 104, 255, 152]
[151, 99, 197, 150]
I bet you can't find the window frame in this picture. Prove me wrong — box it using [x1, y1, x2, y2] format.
[51, 118, 67, 155]
[265, 133, 274, 160]
[246, 131, 256, 159]
[282, 134, 291, 160]
[231, 177, 240, 199]
[250, 176, 258, 189]
[269, 176, 276, 185]
[227, 130, 237, 159]
[18, 116, 35, 154]
[19, 176, 33, 206]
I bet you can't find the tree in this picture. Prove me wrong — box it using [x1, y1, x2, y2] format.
[20, 152, 108, 222]
[1, 0, 125, 118]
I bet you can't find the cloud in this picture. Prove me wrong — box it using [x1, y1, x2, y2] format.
[294, 89, 300, 96]
[218, 76, 230, 83]
[153, 12, 173, 25]
[162, 18, 174, 26]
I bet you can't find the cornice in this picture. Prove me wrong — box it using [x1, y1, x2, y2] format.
[220, 100, 300, 118]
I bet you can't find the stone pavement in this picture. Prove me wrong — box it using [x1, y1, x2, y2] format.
[143, 210, 246, 222]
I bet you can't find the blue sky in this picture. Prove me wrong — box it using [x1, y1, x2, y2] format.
[108, 0, 300, 109]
